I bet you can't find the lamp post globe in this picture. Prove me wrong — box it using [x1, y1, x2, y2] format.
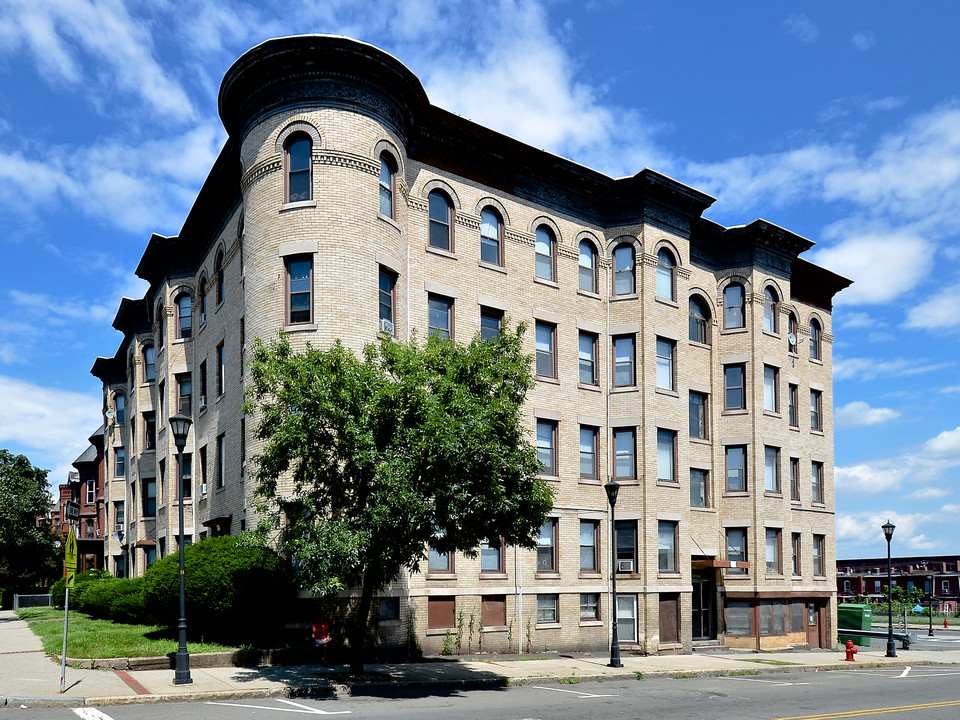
[170, 412, 193, 685]
[882, 520, 896, 659]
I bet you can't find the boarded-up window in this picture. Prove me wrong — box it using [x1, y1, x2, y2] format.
[482, 595, 506, 627]
[759, 601, 786, 636]
[659, 593, 680, 644]
[791, 601, 805, 632]
[427, 597, 455, 629]
[725, 600, 752, 636]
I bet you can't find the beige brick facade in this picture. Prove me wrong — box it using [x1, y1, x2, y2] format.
[91, 36, 850, 656]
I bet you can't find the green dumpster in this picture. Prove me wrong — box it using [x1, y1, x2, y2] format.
[838, 603, 873, 646]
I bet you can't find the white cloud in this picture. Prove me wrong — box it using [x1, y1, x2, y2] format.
[838, 311, 881, 330]
[923, 426, 960, 460]
[837, 509, 955, 555]
[833, 355, 953, 382]
[904, 283, 960, 331]
[835, 463, 905, 494]
[835, 401, 901, 429]
[941, 386, 960, 394]
[904, 487, 950, 500]
[783, 14, 819, 44]
[865, 96, 906, 113]
[851, 31, 876, 51]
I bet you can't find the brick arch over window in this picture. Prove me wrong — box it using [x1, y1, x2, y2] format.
[761, 280, 785, 334]
[372, 138, 404, 176]
[718, 275, 751, 330]
[274, 119, 323, 153]
[530, 215, 562, 245]
[652, 238, 682, 264]
[420, 178, 461, 210]
[474, 196, 510, 227]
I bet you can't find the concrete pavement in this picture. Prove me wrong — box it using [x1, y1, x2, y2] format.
[2, 610, 959, 709]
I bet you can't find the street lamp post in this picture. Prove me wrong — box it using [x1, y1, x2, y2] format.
[882, 520, 896, 659]
[170, 413, 193, 685]
[605, 480, 622, 668]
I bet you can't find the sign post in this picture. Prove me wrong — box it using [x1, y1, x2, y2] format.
[60, 526, 77, 693]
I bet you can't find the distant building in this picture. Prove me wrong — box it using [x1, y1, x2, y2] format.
[838, 556, 960, 614]
[52, 428, 107, 573]
[89, 35, 850, 655]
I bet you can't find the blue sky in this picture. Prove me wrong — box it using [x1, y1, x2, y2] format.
[0, 1, 957, 559]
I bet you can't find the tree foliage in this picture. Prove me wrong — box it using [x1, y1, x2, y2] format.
[0, 449, 58, 594]
[244, 324, 553, 669]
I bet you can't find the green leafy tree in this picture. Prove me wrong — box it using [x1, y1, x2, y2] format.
[244, 324, 553, 671]
[0, 450, 59, 597]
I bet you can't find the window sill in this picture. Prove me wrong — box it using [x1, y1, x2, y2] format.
[579, 620, 603, 628]
[426, 628, 456, 636]
[811, 429, 825, 436]
[535, 572, 560, 580]
[578, 382, 602, 392]
[377, 213, 401, 231]
[810, 358, 824, 366]
[762, 330, 780, 340]
[789, 425, 800, 433]
[280, 200, 317, 212]
[610, 293, 639, 302]
[610, 385, 638, 394]
[480, 573, 508, 580]
[577, 289, 601, 301]
[766, 572, 784, 578]
[658, 572, 681, 579]
[172, 337, 190, 346]
[613, 477, 639, 485]
[535, 622, 561, 630]
[479, 261, 507, 274]
[688, 340, 711, 350]
[425, 245, 457, 260]
[654, 297, 679, 309]
[811, 502, 827, 509]
[539, 474, 561, 483]
[722, 491, 750, 498]
[481, 625, 508, 633]
[578, 477, 602, 485]
[579, 572, 602, 580]
[425, 573, 458, 581]
[720, 326, 748, 334]
[764, 491, 783, 498]
[689, 437, 710, 445]
[813, 575, 828, 581]
[283, 323, 317, 333]
[763, 410, 781, 419]
[533, 277, 559, 290]
[690, 506, 716, 513]
[657, 480, 681, 489]
[655, 387, 679, 398]
[721, 408, 748, 416]
[535, 375, 560, 385]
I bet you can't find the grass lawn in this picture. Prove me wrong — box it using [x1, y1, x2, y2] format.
[17, 607, 235, 659]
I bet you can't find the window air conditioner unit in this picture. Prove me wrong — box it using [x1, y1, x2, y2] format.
[115, 524, 124, 533]
[199, 312, 206, 325]
[618, 560, 634, 573]
[380, 318, 395, 334]
[200, 483, 207, 495]
[199, 395, 207, 409]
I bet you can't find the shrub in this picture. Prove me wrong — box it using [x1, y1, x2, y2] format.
[141, 535, 294, 643]
[78, 577, 147, 624]
[50, 569, 111, 610]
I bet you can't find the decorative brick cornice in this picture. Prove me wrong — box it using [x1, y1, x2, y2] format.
[507, 229, 534, 247]
[408, 197, 427, 214]
[824, 333, 835, 344]
[455, 213, 479, 231]
[240, 158, 282, 194]
[677, 267, 692, 280]
[317, 150, 378, 175]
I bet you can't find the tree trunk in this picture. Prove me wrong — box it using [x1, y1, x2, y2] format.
[349, 570, 376, 674]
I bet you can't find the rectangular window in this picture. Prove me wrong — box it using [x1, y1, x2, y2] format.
[199, 360, 207, 402]
[764, 446, 781, 493]
[792, 533, 801, 575]
[216, 433, 226, 489]
[481, 595, 506, 627]
[217, 341, 225, 396]
[690, 468, 708, 507]
[579, 425, 598, 480]
[428, 294, 453, 339]
[379, 597, 400, 621]
[158, 380, 165, 427]
[480, 538, 502, 573]
[657, 429, 677, 483]
[144, 412, 156, 451]
[788, 383, 799, 427]
[658, 520, 678, 573]
[428, 546, 451, 572]
[615, 520, 637, 571]
[811, 389, 823, 431]
[580, 593, 600, 621]
[427, 597, 455, 629]
[198, 446, 207, 493]
[115, 394, 125, 424]
[114, 501, 125, 529]
[613, 427, 636, 480]
[286, 255, 312, 324]
[537, 594, 558, 624]
[766, 528, 782, 574]
[813, 534, 825, 576]
[763, 365, 779, 412]
[812, 461, 825, 504]
[479, 306, 503, 341]
[85, 478, 95, 504]
[142, 478, 156, 517]
[536, 419, 557, 476]
[726, 528, 747, 574]
[724, 364, 746, 410]
[612, 335, 635, 387]
[790, 457, 801, 501]
[178, 374, 192, 416]
[535, 321, 557, 378]
[537, 519, 556, 572]
[179, 452, 192, 500]
[689, 391, 708, 439]
[578, 331, 598, 385]
[725, 445, 746, 492]
[378, 267, 396, 333]
[580, 520, 599, 572]
[115, 448, 125, 477]
[143, 346, 155, 382]
[656, 337, 675, 390]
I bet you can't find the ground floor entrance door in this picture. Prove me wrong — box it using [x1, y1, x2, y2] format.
[806, 602, 821, 648]
[617, 594, 637, 643]
[692, 572, 716, 640]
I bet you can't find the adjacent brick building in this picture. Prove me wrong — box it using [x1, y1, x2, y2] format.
[838, 556, 960, 614]
[89, 35, 850, 655]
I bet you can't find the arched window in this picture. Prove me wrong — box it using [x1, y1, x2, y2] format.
[613, 243, 635, 295]
[763, 287, 779, 333]
[724, 283, 745, 328]
[379, 153, 396, 219]
[480, 207, 503, 266]
[176, 293, 192, 339]
[656, 248, 676, 301]
[428, 190, 453, 251]
[114, 393, 125, 424]
[197, 276, 207, 325]
[215, 250, 225, 304]
[284, 133, 312, 203]
[787, 313, 798, 353]
[689, 296, 711, 344]
[578, 240, 597, 293]
[810, 318, 822, 361]
[142, 346, 156, 382]
[156, 303, 164, 347]
[535, 226, 556, 281]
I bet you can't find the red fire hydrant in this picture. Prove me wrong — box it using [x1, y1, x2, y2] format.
[844, 640, 858, 662]
[945, 618, 949, 630]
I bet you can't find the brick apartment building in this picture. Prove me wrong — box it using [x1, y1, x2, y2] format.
[88, 35, 850, 655]
[838, 556, 960, 614]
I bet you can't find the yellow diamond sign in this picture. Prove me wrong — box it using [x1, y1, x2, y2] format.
[65, 527, 78, 573]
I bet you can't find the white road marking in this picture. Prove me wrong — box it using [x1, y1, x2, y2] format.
[205, 699, 351, 714]
[719, 677, 810, 686]
[73, 710, 116, 720]
[530, 685, 618, 698]
[898, 666, 911, 678]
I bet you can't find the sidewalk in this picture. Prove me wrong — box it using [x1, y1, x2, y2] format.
[3, 610, 958, 709]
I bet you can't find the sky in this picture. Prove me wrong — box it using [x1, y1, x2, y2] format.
[0, 1, 958, 559]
